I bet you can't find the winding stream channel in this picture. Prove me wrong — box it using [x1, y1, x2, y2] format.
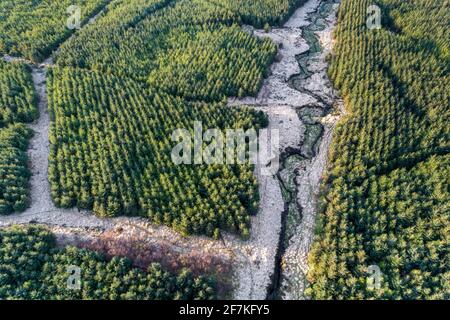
[1, 0, 343, 300]
[230, 0, 343, 299]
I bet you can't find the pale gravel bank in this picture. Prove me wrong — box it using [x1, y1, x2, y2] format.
[227, 0, 343, 299]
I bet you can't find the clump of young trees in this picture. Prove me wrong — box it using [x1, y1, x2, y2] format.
[0, 61, 37, 126]
[46, 0, 293, 237]
[0, 124, 33, 214]
[307, 0, 449, 299]
[47, 67, 267, 237]
[0, 226, 216, 300]
[0, 0, 109, 62]
[0, 60, 36, 215]
[56, 0, 278, 101]
[147, 24, 276, 101]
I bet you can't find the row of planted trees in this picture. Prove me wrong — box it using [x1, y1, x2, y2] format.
[57, 0, 278, 102]
[0, 60, 36, 215]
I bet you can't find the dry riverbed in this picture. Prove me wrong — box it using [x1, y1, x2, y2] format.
[228, 0, 343, 299]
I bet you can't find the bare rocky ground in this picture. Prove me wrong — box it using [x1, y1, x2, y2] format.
[279, 2, 344, 300]
[1, 0, 343, 300]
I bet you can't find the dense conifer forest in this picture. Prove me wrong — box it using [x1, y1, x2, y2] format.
[47, 66, 267, 237]
[46, 0, 300, 236]
[307, 0, 449, 299]
[0, 61, 36, 214]
[0, 0, 109, 62]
